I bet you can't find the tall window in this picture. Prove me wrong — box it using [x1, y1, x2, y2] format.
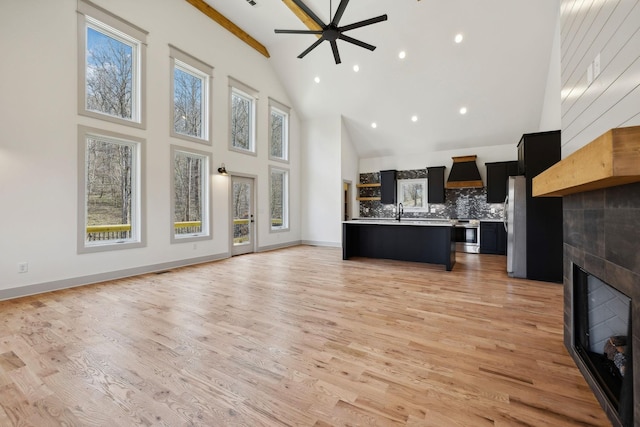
[78, 126, 145, 253]
[270, 167, 289, 231]
[170, 45, 213, 144]
[269, 98, 290, 162]
[171, 146, 211, 243]
[229, 77, 258, 155]
[77, 0, 147, 128]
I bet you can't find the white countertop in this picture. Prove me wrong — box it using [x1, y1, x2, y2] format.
[344, 219, 453, 226]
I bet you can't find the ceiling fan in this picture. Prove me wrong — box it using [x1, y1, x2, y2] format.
[275, 0, 388, 64]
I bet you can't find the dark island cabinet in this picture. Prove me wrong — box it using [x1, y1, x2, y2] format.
[485, 161, 518, 203]
[427, 166, 446, 203]
[380, 170, 397, 204]
[480, 221, 507, 255]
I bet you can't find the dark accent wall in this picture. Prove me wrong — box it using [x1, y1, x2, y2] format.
[563, 182, 640, 427]
[359, 170, 504, 220]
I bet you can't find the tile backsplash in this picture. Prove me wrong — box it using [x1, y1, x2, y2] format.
[358, 171, 504, 220]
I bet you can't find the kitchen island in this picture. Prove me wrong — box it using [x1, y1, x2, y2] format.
[342, 219, 456, 271]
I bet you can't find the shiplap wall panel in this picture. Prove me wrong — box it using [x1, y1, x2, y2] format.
[563, 15, 640, 133]
[561, 0, 617, 90]
[560, 0, 640, 156]
[561, 0, 634, 112]
[562, 0, 614, 84]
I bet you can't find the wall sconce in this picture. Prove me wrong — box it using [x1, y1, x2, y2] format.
[217, 163, 228, 175]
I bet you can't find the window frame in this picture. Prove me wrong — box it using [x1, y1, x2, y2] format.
[77, 0, 147, 129]
[169, 45, 213, 145]
[77, 125, 146, 254]
[228, 77, 259, 156]
[397, 178, 429, 212]
[268, 98, 290, 163]
[269, 166, 290, 232]
[170, 145, 213, 244]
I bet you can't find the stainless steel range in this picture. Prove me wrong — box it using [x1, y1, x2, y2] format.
[452, 219, 480, 253]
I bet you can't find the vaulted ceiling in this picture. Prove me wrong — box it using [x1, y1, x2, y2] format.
[200, 0, 560, 158]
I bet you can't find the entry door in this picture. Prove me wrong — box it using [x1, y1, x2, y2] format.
[231, 176, 255, 256]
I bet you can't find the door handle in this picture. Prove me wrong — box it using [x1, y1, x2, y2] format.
[503, 195, 509, 232]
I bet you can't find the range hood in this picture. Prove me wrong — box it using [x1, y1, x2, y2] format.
[445, 155, 484, 188]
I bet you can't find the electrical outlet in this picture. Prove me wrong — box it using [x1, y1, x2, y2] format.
[18, 262, 28, 273]
[594, 53, 601, 78]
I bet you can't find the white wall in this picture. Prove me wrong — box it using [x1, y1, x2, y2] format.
[340, 117, 360, 221]
[560, 0, 640, 156]
[359, 144, 518, 184]
[0, 0, 300, 295]
[301, 116, 342, 246]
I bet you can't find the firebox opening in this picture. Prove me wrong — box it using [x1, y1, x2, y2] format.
[573, 264, 633, 425]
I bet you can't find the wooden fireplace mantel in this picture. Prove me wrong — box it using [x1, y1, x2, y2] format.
[533, 126, 640, 197]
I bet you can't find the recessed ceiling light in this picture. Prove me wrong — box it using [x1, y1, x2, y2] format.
[459, 107, 468, 115]
[411, 115, 418, 122]
[455, 33, 464, 44]
[398, 51, 406, 59]
[314, 76, 320, 83]
[371, 122, 377, 128]
[353, 65, 360, 72]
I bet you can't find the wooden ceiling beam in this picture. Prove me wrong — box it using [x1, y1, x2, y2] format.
[281, 0, 323, 32]
[185, 0, 270, 58]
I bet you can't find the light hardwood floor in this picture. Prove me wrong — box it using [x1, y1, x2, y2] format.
[0, 247, 610, 426]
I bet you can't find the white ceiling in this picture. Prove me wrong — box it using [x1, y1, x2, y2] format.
[204, 0, 560, 158]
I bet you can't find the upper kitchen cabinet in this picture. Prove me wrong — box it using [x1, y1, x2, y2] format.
[485, 161, 518, 203]
[427, 166, 446, 204]
[518, 130, 561, 178]
[380, 170, 397, 204]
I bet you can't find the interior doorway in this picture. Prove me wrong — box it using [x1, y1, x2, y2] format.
[231, 175, 255, 256]
[343, 180, 352, 221]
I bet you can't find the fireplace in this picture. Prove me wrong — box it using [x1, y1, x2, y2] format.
[573, 264, 633, 425]
[563, 182, 640, 427]
[532, 127, 640, 427]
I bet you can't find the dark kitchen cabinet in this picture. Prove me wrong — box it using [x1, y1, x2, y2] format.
[485, 161, 518, 203]
[380, 170, 397, 204]
[480, 221, 506, 255]
[427, 166, 446, 203]
[517, 130, 563, 282]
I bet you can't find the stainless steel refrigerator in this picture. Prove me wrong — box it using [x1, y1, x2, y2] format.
[505, 176, 526, 278]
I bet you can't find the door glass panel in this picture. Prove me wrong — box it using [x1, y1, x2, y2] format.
[233, 181, 251, 246]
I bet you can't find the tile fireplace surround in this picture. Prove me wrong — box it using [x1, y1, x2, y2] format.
[534, 126, 640, 427]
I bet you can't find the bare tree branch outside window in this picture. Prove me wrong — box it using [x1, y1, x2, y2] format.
[86, 138, 133, 240]
[86, 27, 133, 119]
[174, 66, 203, 138]
[231, 92, 251, 150]
[270, 111, 284, 159]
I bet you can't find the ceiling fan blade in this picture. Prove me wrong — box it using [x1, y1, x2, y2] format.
[297, 37, 325, 59]
[331, 0, 350, 26]
[275, 29, 323, 35]
[339, 14, 388, 32]
[338, 34, 376, 51]
[291, 0, 326, 29]
[330, 40, 341, 64]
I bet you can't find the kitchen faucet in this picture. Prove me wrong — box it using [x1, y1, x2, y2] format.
[396, 202, 403, 221]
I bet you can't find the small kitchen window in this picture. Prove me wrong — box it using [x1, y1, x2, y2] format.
[397, 178, 428, 211]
